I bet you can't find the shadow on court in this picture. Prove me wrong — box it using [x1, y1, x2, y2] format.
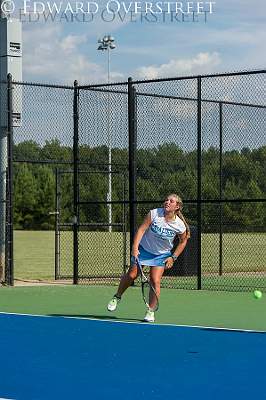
[48, 313, 144, 322]
[200, 327, 266, 334]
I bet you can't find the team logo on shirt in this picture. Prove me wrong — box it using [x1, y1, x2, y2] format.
[151, 222, 175, 239]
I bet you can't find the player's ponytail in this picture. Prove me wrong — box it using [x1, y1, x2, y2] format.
[176, 209, 191, 239]
[169, 194, 191, 239]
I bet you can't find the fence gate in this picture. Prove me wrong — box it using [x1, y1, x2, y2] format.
[55, 168, 128, 283]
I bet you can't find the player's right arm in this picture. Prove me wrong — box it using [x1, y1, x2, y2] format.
[131, 213, 152, 258]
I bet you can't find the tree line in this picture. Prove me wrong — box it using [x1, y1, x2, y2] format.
[12, 140, 266, 231]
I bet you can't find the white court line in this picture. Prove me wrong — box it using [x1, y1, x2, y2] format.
[0, 398, 15, 399]
[0, 311, 265, 333]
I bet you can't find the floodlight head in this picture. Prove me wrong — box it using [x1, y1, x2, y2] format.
[103, 35, 109, 43]
[110, 44, 116, 49]
[109, 36, 115, 42]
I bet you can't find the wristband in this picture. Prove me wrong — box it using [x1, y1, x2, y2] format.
[171, 255, 178, 261]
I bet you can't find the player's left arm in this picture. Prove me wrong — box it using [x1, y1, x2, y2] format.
[165, 232, 188, 269]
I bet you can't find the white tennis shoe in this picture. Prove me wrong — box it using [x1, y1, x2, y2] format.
[107, 296, 121, 312]
[144, 309, 155, 323]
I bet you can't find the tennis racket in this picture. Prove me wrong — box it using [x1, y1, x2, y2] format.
[134, 257, 159, 312]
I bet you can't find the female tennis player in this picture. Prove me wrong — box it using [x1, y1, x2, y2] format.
[107, 193, 190, 322]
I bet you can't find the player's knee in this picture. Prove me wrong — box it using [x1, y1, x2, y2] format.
[150, 278, 161, 288]
[128, 268, 138, 280]
[128, 271, 137, 280]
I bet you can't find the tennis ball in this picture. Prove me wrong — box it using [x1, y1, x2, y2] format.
[253, 290, 262, 299]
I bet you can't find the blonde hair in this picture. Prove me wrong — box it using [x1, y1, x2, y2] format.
[167, 193, 191, 239]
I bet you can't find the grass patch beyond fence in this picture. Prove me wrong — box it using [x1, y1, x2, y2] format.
[13, 231, 266, 289]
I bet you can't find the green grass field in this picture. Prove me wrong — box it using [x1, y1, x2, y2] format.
[13, 231, 266, 291]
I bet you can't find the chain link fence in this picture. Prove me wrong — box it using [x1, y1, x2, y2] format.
[200, 73, 265, 291]
[130, 72, 266, 291]
[9, 81, 73, 283]
[77, 84, 129, 284]
[1, 70, 265, 292]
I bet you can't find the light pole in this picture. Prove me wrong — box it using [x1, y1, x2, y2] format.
[97, 35, 116, 233]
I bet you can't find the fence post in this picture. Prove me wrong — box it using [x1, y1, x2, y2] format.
[128, 77, 137, 255]
[6, 73, 14, 286]
[122, 172, 127, 274]
[197, 77, 202, 290]
[54, 167, 60, 280]
[73, 80, 79, 284]
[219, 102, 223, 276]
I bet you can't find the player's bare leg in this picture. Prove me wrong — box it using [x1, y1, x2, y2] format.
[116, 265, 139, 297]
[149, 266, 164, 309]
[107, 265, 139, 312]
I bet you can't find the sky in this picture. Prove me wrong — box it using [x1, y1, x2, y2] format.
[4, 0, 265, 85]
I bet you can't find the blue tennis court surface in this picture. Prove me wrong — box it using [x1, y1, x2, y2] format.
[0, 313, 265, 400]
